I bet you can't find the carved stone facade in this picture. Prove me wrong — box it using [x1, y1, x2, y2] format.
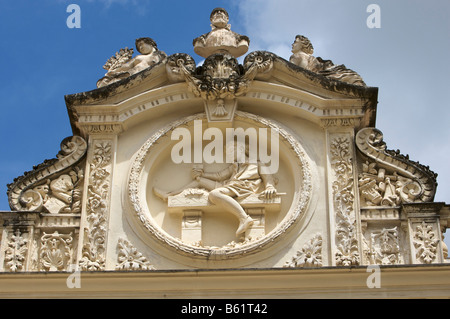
[1, 7, 449, 297]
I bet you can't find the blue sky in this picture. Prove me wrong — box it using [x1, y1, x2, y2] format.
[0, 1, 449, 243]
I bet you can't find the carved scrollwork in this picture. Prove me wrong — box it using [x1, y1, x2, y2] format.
[177, 51, 273, 101]
[7, 136, 87, 213]
[39, 231, 74, 271]
[243, 51, 275, 78]
[166, 53, 196, 83]
[356, 128, 437, 206]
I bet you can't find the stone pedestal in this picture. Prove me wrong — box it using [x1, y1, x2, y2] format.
[245, 208, 265, 240]
[181, 210, 203, 245]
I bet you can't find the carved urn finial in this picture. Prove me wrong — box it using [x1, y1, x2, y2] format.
[193, 8, 250, 58]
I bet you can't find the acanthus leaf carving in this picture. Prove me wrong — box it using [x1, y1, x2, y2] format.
[79, 141, 112, 271]
[413, 221, 439, 264]
[116, 238, 155, 271]
[330, 136, 360, 266]
[4, 229, 28, 272]
[284, 234, 323, 268]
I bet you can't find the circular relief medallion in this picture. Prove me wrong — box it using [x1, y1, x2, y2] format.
[126, 111, 314, 262]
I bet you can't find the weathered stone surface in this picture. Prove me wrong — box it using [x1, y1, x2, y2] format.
[2, 7, 448, 294]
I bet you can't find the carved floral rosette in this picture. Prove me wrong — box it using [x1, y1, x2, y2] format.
[125, 111, 314, 261]
[284, 233, 323, 268]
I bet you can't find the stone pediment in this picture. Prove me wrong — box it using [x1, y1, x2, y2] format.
[3, 7, 448, 276]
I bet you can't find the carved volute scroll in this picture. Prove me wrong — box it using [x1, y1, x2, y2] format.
[356, 127, 437, 207]
[176, 51, 274, 101]
[7, 136, 87, 213]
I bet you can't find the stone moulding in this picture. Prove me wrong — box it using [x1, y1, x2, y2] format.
[7, 136, 87, 213]
[355, 127, 437, 205]
[64, 51, 379, 135]
[125, 111, 314, 261]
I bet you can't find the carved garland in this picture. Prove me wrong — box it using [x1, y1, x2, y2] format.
[126, 111, 313, 260]
[79, 141, 113, 271]
[330, 136, 360, 266]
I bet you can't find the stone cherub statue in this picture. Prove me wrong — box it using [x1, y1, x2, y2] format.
[154, 140, 278, 236]
[290, 35, 366, 86]
[193, 7, 250, 58]
[97, 37, 167, 88]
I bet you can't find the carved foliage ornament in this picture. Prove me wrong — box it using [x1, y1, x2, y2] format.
[7, 136, 87, 213]
[79, 141, 112, 271]
[4, 229, 28, 272]
[284, 234, 323, 268]
[175, 51, 274, 101]
[116, 238, 155, 271]
[413, 221, 439, 264]
[356, 128, 437, 207]
[330, 136, 360, 266]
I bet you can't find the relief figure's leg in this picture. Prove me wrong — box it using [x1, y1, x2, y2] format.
[208, 187, 253, 236]
[153, 177, 218, 201]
